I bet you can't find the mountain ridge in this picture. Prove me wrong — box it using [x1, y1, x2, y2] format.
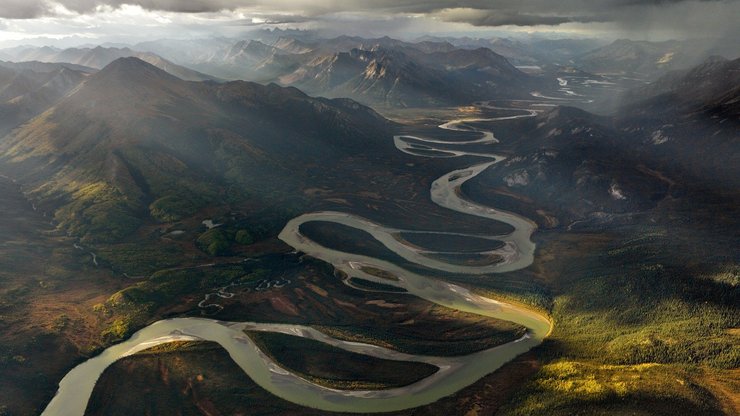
[0, 57, 397, 242]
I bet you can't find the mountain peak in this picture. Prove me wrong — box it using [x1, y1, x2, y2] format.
[94, 56, 179, 83]
[71, 56, 187, 112]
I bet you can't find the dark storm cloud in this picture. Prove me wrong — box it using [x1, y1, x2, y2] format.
[0, 0, 736, 40]
[0, 0, 727, 19]
[0, 0, 49, 19]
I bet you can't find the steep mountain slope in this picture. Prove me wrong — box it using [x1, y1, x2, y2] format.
[467, 58, 739, 230]
[464, 106, 672, 227]
[415, 47, 527, 86]
[0, 57, 395, 242]
[222, 40, 279, 66]
[614, 56, 740, 188]
[1, 46, 219, 82]
[271, 36, 314, 54]
[574, 38, 740, 79]
[193, 40, 300, 80]
[278, 47, 530, 107]
[0, 63, 88, 136]
[622, 56, 740, 117]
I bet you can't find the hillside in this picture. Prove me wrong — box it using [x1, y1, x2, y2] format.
[0, 63, 88, 136]
[614, 57, 740, 187]
[621, 56, 740, 117]
[278, 47, 531, 107]
[0, 57, 396, 242]
[1, 46, 219, 82]
[574, 38, 740, 79]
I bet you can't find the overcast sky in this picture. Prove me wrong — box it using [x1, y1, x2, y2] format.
[0, 0, 738, 46]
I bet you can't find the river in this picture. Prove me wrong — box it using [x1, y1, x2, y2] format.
[41, 104, 552, 415]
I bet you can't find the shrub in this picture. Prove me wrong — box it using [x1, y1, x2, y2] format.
[235, 229, 254, 245]
[149, 194, 199, 222]
[196, 228, 231, 256]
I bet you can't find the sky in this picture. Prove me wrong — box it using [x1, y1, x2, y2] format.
[0, 0, 738, 46]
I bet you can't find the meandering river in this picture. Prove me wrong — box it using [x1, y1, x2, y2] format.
[41, 104, 552, 415]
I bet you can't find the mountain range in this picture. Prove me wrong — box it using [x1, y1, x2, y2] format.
[277, 46, 530, 107]
[133, 36, 537, 107]
[0, 57, 396, 242]
[3, 40, 536, 108]
[0, 62, 89, 136]
[1, 46, 219, 82]
[574, 38, 740, 79]
[466, 56, 739, 231]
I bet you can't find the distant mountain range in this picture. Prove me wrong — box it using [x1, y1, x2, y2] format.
[416, 36, 608, 66]
[1, 45, 219, 82]
[181, 38, 534, 107]
[2, 38, 541, 108]
[277, 46, 530, 107]
[7, 35, 736, 110]
[573, 38, 740, 79]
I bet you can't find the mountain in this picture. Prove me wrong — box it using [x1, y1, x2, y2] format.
[132, 53, 222, 83]
[485, 38, 538, 65]
[277, 48, 450, 107]
[467, 57, 740, 228]
[0, 60, 95, 74]
[9, 45, 61, 62]
[526, 38, 608, 64]
[278, 47, 530, 107]
[416, 47, 525, 78]
[614, 56, 740, 187]
[1, 46, 219, 82]
[0, 63, 88, 136]
[574, 38, 740, 79]
[415, 36, 607, 66]
[182, 36, 462, 81]
[76, 36, 535, 106]
[312, 35, 408, 54]
[200, 40, 289, 79]
[0, 57, 396, 242]
[622, 56, 740, 117]
[133, 38, 235, 66]
[223, 40, 278, 65]
[271, 37, 314, 54]
[464, 106, 672, 226]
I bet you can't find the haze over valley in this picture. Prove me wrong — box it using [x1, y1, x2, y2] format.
[0, 1, 737, 415]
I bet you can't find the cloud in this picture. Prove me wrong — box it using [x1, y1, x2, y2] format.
[0, 0, 242, 18]
[230, 14, 313, 26]
[0, 0, 736, 42]
[0, 0, 49, 19]
[432, 8, 611, 27]
[0, 0, 728, 20]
